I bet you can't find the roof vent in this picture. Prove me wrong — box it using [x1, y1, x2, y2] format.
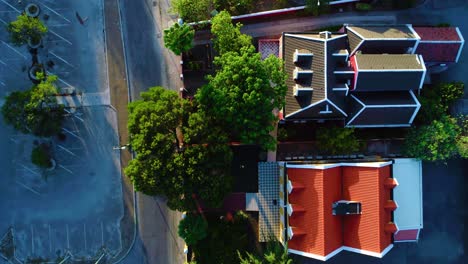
[332, 200, 362, 215]
[319, 31, 332, 39]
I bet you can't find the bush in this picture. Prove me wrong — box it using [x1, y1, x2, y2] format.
[356, 3, 372, 11]
[316, 127, 360, 155]
[439, 81, 464, 106]
[214, 0, 253, 16]
[31, 143, 52, 168]
[437, 23, 451, 27]
[178, 214, 208, 246]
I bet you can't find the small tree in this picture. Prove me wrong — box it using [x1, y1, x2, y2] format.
[214, 0, 253, 16]
[31, 143, 53, 168]
[238, 241, 293, 264]
[7, 14, 47, 46]
[404, 115, 461, 162]
[316, 127, 360, 155]
[305, 0, 330, 16]
[178, 214, 208, 246]
[171, 0, 212, 22]
[439, 81, 464, 106]
[210, 11, 252, 55]
[1, 74, 64, 137]
[164, 23, 194, 55]
[456, 115, 467, 158]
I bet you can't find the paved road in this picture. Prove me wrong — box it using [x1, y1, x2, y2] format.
[117, 0, 185, 263]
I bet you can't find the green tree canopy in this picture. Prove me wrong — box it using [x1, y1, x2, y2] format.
[178, 214, 208, 246]
[305, 0, 330, 16]
[210, 11, 252, 55]
[316, 126, 361, 155]
[7, 14, 47, 46]
[196, 46, 287, 150]
[1, 74, 64, 137]
[404, 115, 461, 162]
[164, 23, 194, 55]
[125, 87, 232, 211]
[238, 241, 293, 264]
[214, 0, 253, 16]
[171, 0, 213, 22]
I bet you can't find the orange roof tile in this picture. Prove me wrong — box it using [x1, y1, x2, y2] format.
[286, 163, 394, 260]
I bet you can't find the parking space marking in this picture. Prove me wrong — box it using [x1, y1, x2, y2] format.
[49, 51, 75, 68]
[19, 164, 40, 176]
[49, 30, 72, 45]
[46, 71, 75, 88]
[30, 225, 34, 254]
[0, 17, 7, 25]
[1, 41, 27, 59]
[61, 127, 81, 140]
[48, 224, 52, 253]
[58, 164, 73, 174]
[40, 3, 71, 23]
[101, 222, 104, 246]
[57, 144, 77, 157]
[15, 181, 41, 196]
[0, 0, 21, 13]
[0, 80, 5, 86]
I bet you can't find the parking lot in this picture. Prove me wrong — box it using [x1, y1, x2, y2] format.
[0, 0, 123, 262]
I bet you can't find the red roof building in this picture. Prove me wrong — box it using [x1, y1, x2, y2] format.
[413, 27, 465, 63]
[281, 162, 398, 260]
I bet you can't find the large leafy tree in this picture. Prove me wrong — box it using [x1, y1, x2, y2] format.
[125, 87, 232, 211]
[171, 0, 212, 23]
[214, 0, 253, 16]
[196, 45, 287, 150]
[404, 115, 461, 162]
[1, 74, 64, 137]
[305, 0, 330, 16]
[163, 23, 194, 55]
[7, 14, 47, 46]
[238, 241, 294, 264]
[210, 11, 252, 55]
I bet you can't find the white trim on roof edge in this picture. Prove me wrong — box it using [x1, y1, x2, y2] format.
[285, 99, 326, 118]
[408, 24, 421, 54]
[418, 55, 427, 89]
[324, 37, 328, 98]
[286, 161, 392, 169]
[357, 69, 425, 72]
[347, 124, 412, 128]
[346, 95, 366, 126]
[409, 90, 421, 124]
[455, 27, 465, 63]
[366, 104, 418, 108]
[284, 33, 347, 43]
[343, 244, 394, 258]
[326, 99, 348, 117]
[418, 40, 463, 44]
[333, 70, 354, 74]
[288, 244, 394, 260]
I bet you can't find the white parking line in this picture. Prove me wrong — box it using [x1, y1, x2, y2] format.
[1, 41, 27, 59]
[46, 70, 75, 88]
[101, 222, 104, 246]
[48, 224, 52, 253]
[0, 59, 6, 65]
[49, 30, 72, 45]
[0, 17, 7, 25]
[20, 164, 41, 176]
[57, 144, 77, 157]
[31, 225, 34, 254]
[61, 127, 81, 140]
[66, 224, 70, 249]
[58, 164, 73, 174]
[41, 3, 71, 23]
[0, 80, 5, 86]
[49, 52, 75, 68]
[0, 0, 21, 13]
[83, 223, 87, 252]
[15, 181, 41, 196]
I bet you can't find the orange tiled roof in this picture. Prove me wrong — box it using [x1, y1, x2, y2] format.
[286, 163, 393, 260]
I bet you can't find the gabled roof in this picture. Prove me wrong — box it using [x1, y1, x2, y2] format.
[285, 162, 395, 260]
[350, 54, 426, 91]
[282, 32, 348, 119]
[346, 25, 420, 55]
[413, 27, 465, 63]
[346, 91, 420, 127]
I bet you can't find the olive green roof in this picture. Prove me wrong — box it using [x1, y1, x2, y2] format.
[347, 25, 417, 39]
[355, 54, 425, 70]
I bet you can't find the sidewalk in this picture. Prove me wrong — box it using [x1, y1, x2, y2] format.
[102, 0, 136, 262]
